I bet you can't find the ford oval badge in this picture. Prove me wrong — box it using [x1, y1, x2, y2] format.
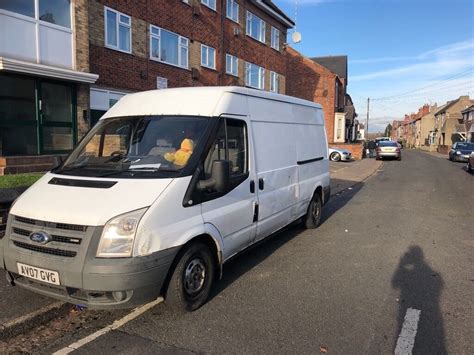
[29, 231, 51, 244]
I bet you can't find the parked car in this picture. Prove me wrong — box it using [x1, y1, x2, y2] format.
[328, 147, 352, 161]
[0, 87, 331, 312]
[376, 140, 401, 160]
[467, 152, 474, 173]
[449, 142, 474, 162]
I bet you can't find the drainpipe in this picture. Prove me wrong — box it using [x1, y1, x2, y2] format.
[220, 0, 225, 85]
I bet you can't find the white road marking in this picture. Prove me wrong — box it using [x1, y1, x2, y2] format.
[53, 297, 163, 355]
[394, 308, 421, 355]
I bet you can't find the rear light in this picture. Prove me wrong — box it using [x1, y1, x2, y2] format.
[376, 148, 381, 152]
[396, 148, 400, 152]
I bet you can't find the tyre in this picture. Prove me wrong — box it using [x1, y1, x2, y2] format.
[397, 156, 401, 161]
[165, 242, 215, 313]
[468, 161, 473, 173]
[330, 152, 341, 162]
[303, 192, 322, 229]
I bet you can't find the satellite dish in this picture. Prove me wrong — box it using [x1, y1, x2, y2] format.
[292, 31, 302, 44]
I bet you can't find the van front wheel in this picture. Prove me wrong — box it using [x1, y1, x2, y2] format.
[165, 243, 215, 313]
[304, 192, 322, 229]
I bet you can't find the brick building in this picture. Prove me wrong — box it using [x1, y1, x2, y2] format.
[87, 0, 294, 133]
[0, 0, 293, 174]
[285, 47, 360, 152]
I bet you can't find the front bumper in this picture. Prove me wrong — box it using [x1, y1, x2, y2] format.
[2, 216, 179, 309]
[454, 155, 469, 162]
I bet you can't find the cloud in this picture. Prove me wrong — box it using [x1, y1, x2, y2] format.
[351, 39, 474, 66]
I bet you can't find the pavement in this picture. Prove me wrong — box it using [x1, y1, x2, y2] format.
[330, 157, 383, 194]
[1, 151, 473, 354]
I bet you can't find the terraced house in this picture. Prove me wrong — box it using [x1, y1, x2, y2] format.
[0, 0, 294, 174]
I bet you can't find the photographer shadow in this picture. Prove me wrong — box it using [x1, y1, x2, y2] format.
[391, 245, 446, 354]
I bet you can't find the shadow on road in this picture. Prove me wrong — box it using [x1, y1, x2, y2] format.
[209, 179, 365, 301]
[391, 246, 446, 354]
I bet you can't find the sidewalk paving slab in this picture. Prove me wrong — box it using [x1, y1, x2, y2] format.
[330, 158, 383, 195]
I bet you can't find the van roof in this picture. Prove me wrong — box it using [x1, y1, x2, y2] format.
[102, 86, 322, 119]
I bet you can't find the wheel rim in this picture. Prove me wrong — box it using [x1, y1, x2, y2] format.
[311, 198, 321, 222]
[184, 258, 206, 295]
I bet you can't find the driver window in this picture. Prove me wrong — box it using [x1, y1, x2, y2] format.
[204, 118, 248, 178]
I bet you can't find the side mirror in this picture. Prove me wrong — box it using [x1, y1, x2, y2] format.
[51, 156, 63, 170]
[197, 160, 230, 193]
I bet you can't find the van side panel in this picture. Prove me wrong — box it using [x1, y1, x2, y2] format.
[294, 111, 330, 217]
[251, 120, 299, 240]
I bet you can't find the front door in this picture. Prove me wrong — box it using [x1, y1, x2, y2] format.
[0, 73, 76, 156]
[200, 117, 258, 260]
[39, 81, 76, 154]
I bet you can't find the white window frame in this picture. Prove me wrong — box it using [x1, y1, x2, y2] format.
[270, 71, 279, 93]
[149, 25, 189, 69]
[245, 62, 265, 90]
[201, 44, 216, 69]
[226, 0, 239, 23]
[104, 6, 132, 54]
[226, 54, 238, 77]
[201, 0, 216, 11]
[271, 26, 280, 50]
[246, 11, 265, 43]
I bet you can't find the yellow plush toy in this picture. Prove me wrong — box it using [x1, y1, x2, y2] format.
[164, 139, 194, 167]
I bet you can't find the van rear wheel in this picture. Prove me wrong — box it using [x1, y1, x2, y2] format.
[304, 192, 322, 229]
[165, 243, 215, 313]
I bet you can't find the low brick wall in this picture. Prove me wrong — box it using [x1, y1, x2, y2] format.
[330, 142, 364, 160]
[437, 145, 450, 155]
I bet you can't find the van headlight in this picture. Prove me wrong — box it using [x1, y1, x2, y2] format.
[97, 208, 148, 258]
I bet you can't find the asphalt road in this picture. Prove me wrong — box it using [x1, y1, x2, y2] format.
[4, 150, 474, 354]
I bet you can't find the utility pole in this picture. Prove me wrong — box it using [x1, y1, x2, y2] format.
[366, 97, 370, 139]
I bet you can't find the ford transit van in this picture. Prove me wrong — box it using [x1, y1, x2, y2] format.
[1, 87, 330, 312]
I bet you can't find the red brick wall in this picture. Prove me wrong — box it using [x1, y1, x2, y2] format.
[330, 143, 364, 160]
[286, 47, 340, 144]
[90, 0, 289, 92]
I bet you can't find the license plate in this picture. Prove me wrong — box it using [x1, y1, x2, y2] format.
[17, 262, 60, 285]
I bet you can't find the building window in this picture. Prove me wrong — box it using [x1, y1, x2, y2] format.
[226, 0, 239, 23]
[39, 0, 71, 28]
[245, 62, 264, 90]
[246, 11, 265, 43]
[201, 44, 216, 69]
[271, 27, 280, 50]
[226, 54, 238, 76]
[150, 25, 189, 69]
[1, 0, 71, 28]
[104, 7, 131, 53]
[270, 71, 279, 93]
[201, 0, 216, 10]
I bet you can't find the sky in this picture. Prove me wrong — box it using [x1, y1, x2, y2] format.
[274, 0, 474, 132]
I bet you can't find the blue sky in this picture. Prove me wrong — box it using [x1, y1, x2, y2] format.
[274, 0, 474, 132]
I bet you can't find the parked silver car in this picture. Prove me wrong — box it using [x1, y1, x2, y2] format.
[376, 140, 401, 160]
[328, 147, 352, 161]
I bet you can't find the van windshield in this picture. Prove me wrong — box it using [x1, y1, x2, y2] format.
[56, 116, 211, 178]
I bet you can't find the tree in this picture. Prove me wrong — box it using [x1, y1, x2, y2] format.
[384, 123, 392, 138]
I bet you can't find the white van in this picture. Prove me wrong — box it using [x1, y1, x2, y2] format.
[1, 87, 330, 312]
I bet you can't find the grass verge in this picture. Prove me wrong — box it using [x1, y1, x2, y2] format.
[0, 173, 44, 189]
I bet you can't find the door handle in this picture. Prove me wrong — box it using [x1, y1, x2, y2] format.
[250, 180, 255, 193]
[258, 178, 264, 190]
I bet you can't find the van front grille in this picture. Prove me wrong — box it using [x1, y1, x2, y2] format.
[14, 216, 87, 232]
[12, 227, 82, 245]
[13, 241, 77, 257]
[10, 215, 88, 258]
